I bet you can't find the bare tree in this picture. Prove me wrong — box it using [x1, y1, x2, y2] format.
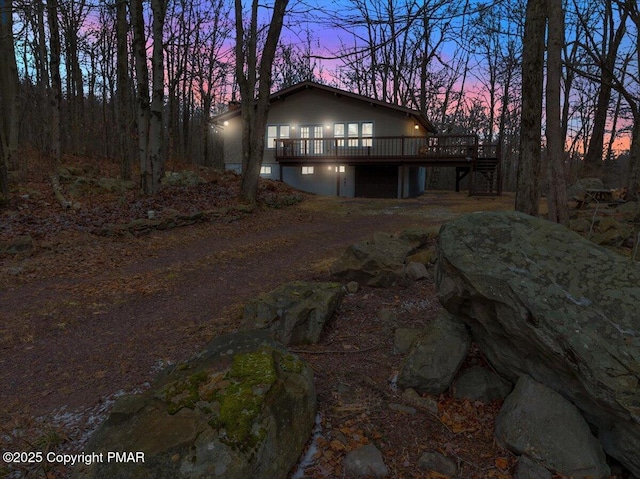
[515, 0, 546, 216]
[272, 34, 323, 90]
[130, 0, 151, 192]
[545, 0, 569, 224]
[581, 0, 629, 169]
[115, 0, 133, 179]
[193, 0, 233, 168]
[59, 0, 88, 154]
[234, 0, 289, 204]
[130, 0, 167, 195]
[148, 0, 168, 193]
[47, 0, 63, 166]
[616, 0, 640, 199]
[573, 0, 639, 199]
[0, 0, 20, 198]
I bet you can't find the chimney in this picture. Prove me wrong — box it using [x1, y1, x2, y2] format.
[228, 100, 241, 111]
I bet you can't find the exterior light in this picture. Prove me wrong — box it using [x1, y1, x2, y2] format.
[224, 120, 229, 126]
[414, 124, 419, 130]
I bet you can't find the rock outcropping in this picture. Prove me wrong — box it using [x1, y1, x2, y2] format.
[496, 375, 609, 478]
[330, 232, 416, 287]
[436, 211, 640, 476]
[74, 330, 316, 479]
[242, 281, 343, 345]
[397, 312, 470, 394]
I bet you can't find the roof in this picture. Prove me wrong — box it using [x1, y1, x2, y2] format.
[211, 81, 438, 134]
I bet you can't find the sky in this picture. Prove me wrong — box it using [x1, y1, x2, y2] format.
[9, 0, 637, 156]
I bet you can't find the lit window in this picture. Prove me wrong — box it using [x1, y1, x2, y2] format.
[362, 122, 373, 147]
[337, 165, 346, 173]
[300, 126, 310, 154]
[302, 166, 314, 175]
[280, 125, 290, 139]
[266, 125, 290, 149]
[335, 122, 373, 147]
[334, 123, 345, 146]
[348, 123, 359, 147]
[267, 126, 277, 149]
[260, 166, 272, 175]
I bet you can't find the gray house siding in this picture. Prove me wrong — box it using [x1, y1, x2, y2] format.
[216, 82, 435, 198]
[282, 165, 355, 197]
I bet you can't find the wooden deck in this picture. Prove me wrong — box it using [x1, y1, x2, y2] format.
[274, 134, 502, 195]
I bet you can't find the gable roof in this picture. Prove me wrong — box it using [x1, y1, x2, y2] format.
[212, 81, 438, 134]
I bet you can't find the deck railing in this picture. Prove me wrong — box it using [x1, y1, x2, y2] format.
[274, 134, 482, 162]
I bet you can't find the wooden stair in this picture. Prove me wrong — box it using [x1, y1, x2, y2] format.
[470, 157, 500, 196]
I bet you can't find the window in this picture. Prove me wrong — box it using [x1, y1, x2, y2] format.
[300, 125, 324, 154]
[348, 123, 359, 147]
[334, 123, 345, 146]
[337, 165, 346, 173]
[266, 125, 290, 149]
[267, 126, 277, 149]
[313, 126, 324, 154]
[300, 126, 310, 154]
[302, 166, 314, 175]
[334, 122, 374, 147]
[260, 166, 272, 175]
[362, 122, 373, 147]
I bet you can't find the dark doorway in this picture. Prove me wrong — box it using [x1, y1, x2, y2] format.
[354, 166, 398, 198]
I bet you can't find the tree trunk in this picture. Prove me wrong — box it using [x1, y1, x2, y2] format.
[35, 0, 50, 154]
[131, 0, 151, 194]
[47, 0, 63, 166]
[627, 114, 640, 201]
[583, 4, 628, 169]
[235, 0, 289, 204]
[545, 0, 568, 225]
[148, 0, 167, 194]
[0, 0, 20, 198]
[515, 0, 545, 216]
[116, 0, 132, 180]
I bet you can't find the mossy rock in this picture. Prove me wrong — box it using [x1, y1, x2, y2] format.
[242, 281, 343, 345]
[74, 330, 316, 479]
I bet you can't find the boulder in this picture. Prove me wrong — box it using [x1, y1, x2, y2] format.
[568, 216, 592, 234]
[242, 281, 343, 345]
[495, 375, 609, 479]
[74, 330, 316, 479]
[406, 262, 428, 281]
[515, 455, 553, 479]
[590, 216, 634, 246]
[436, 211, 640, 475]
[617, 201, 639, 217]
[398, 226, 440, 247]
[406, 247, 437, 266]
[345, 281, 359, 294]
[452, 366, 512, 402]
[397, 312, 470, 394]
[342, 444, 389, 478]
[162, 170, 206, 187]
[568, 177, 605, 201]
[400, 388, 439, 415]
[417, 451, 457, 477]
[393, 328, 424, 355]
[331, 232, 416, 287]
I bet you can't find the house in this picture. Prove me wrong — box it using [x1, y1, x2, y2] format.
[212, 81, 500, 198]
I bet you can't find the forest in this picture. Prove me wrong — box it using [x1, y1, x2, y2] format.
[0, 0, 639, 214]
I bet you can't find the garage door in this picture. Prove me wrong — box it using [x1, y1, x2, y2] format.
[354, 166, 398, 198]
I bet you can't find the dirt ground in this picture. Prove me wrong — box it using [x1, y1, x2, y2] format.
[0, 171, 540, 478]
